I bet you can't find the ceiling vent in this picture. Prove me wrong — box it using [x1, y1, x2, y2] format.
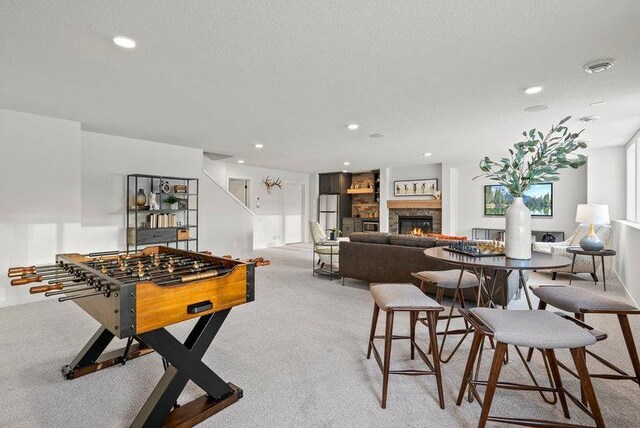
[584, 59, 615, 74]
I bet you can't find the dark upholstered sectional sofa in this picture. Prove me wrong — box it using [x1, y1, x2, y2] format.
[339, 232, 523, 306]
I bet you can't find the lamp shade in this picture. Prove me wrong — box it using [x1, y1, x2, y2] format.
[575, 204, 610, 224]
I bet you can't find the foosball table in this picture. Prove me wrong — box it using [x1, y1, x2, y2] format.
[8, 246, 267, 427]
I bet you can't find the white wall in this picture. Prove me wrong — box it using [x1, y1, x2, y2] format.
[444, 159, 587, 238]
[0, 109, 82, 306]
[586, 146, 626, 221]
[81, 132, 254, 256]
[205, 162, 311, 249]
[613, 221, 640, 305]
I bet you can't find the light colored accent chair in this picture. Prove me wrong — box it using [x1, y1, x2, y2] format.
[309, 220, 339, 268]
[533, 224, 613, 279]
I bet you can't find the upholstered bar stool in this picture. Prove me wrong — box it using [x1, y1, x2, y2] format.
[412, 270, 479, 362]
[529, 285, 640, 389]
[457, 308, 606, 428]
[367, 283, 445, 409]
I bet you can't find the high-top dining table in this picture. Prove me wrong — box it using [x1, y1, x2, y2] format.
[423, 246, 573, 404]
[424, 246, 572, 309]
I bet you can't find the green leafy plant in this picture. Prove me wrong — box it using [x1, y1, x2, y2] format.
[164, 195, 180, 205]
[330, 227, 341, 235]
[475, 116, 588, 196]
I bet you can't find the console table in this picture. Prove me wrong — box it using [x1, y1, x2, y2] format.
[472, 228, 564, 243]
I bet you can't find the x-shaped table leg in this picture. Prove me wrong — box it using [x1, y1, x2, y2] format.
[131, 309, 238, 428]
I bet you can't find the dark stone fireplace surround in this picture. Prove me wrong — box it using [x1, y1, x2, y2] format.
[389, 208, 442, 234]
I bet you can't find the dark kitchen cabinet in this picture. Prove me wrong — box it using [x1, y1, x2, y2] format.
[319, 172, 350, 194]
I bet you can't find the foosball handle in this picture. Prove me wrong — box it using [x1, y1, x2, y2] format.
[7, 266, 36, 277]
[10, 276, 43, 286]
[30, 283, 63, 294]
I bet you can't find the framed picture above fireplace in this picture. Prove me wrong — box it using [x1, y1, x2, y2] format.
[394, 178, 438, 197]
[484, 183, 553, 217]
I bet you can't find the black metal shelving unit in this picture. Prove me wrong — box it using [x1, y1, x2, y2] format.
[126, 174, 199, 252]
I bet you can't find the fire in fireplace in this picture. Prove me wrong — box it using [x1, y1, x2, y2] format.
[398, 216, 433, 236]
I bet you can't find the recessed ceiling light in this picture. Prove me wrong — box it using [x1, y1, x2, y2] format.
[343, 162, 350, 166]
[254, 143, 264, 148]
[584, 58, 615, 74]
[524, 86, 543, 95]
[347, 123, 359, 130]
[589, 101, 606, 107]
[423, 152, 432, 157]
[524, 105, 550, 112]
[237, 159, 245, 164]
[112, 36, 136, 49]
[369, 133, 385, 138]
[580, 116, 599, 123]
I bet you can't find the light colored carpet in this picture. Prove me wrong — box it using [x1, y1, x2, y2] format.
[0, 243, 638, 427]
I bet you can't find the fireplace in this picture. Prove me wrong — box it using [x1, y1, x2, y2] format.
[398, 215, 433, 236]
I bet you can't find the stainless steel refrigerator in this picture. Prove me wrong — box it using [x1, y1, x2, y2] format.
[318, 194, 339, 233]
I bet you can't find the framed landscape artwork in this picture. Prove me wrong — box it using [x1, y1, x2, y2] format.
[484, 183, 553, 217]
[394, 178, 438, 196]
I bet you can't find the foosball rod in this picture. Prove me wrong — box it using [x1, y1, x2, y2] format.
[44, 284, 97, 297]
[155, 267, 234, 286]
[118, 263, 225, 283]
[58, 289, 108, 302]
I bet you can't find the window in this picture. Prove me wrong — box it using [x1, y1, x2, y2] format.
[627, 141, 638, 222]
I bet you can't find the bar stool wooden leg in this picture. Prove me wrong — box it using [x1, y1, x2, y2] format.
[381, 310, 394, 409]
[456, 330, 484, 405]
[427, 310, 445, 409]
[410, 310, 417, 360]
[545, 349, 570, 419]
[367, 304, 380, 359]
[618, 314, 640, 390]
[570, 347, 605, 428]
[527, 300, 547, 362]
[478, 343, 508, 428]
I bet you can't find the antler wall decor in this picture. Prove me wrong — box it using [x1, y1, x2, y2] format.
[263, 176, 283, 193]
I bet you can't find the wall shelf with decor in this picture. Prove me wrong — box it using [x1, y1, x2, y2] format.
[126, 173, 199, 252]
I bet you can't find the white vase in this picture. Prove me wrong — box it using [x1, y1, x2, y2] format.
[505, 197, 532, 259]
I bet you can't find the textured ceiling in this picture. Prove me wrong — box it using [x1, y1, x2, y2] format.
[1, 0, 639, 173]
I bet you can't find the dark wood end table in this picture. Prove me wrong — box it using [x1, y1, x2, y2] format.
[566, 247, 616, 291]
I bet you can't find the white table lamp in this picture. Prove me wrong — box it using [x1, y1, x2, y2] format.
[575, 204, 610, 251]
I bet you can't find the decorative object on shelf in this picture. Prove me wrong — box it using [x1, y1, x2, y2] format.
[177, 228, 190, 240]
[475, 116, 587, 259]
[393, 178, 438, 196]
[433, 190, 441, 200]
[484, 183, 553, 217]
[263, 175, 282, 193]
[575, 204, 610, 251]
[160, 180, 171, 193]
[541, 233, 556, 242]
[149, 192, 160, 210]
[174, 184, 187, 193]
[164, 195, 180, 210]
[136, 189, 147, 207]
[329, 227, 341, 241]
